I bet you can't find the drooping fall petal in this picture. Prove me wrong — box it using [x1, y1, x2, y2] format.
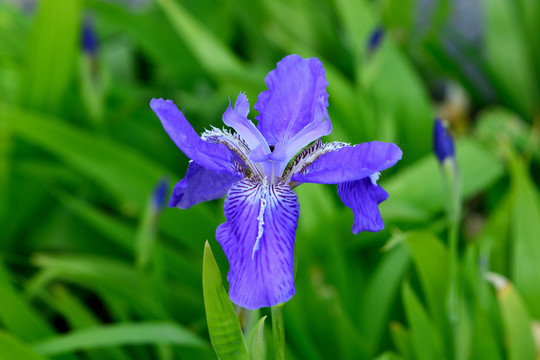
[216, 179, 299, 309]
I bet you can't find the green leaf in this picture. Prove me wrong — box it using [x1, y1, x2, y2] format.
[0, 331, 48, 360]
[0, 4, 29, 59]
[0, 260, 55, 342]
[380, 0, 414, 32]
[32, 322, 208, 356]
[52, 190, 134, 252]
[509, 156, 540, 318]
[18, 0, 82, 112]
[405, 232, 449, 336]
[85, 0, 200, 84]
[359, 242, 410, 351]
[481, 0, 538, 117]
[473, 192, 512, 277]
[516, 0, 540, 85]
[487, 274, 536, 360]
[51, 190, 202, 290]
[6, 106, 215, 249]
[155, 0, 260, 88]
[333, 0, 374, 63]
[471, 315, 503, 360]
[3, 104, 168, 214]
[32, 254, 168, 319]
[202, 241, 248, 360]
[454, 274, 473, 360]
[402, 282, 446, 360]
[390, 322, 414, 360]
[469, 295, 503, 360]
[0, 262, 79, 360]
[373, 352, 406, 360]
[248, 316, 267, 360]
[296, 183, 337, 235]
[39, 286, 130, 360]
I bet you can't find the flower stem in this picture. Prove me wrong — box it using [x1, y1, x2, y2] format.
[271, 303, 286, 360]
[443, 159, 461, 354]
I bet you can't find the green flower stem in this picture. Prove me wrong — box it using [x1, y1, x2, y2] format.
[442, 159, 461, 351]
[271, 303, 286, 360]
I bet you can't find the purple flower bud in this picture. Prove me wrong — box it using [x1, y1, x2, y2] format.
[367, 26, 385, 54]
[433, 118, 455, 163]
[81, 20, 98, 56]
[152, 177, 169, 211]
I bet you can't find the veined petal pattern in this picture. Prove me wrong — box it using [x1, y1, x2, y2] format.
[169, 161, 241, 209]
[150, 98, 236, 174]
[216, 178, 299, 309]
[337, 178, 389, 234]
[291, 141, 402, 184]
[222, 93, 271, 161]
[254, 55, 329, 147]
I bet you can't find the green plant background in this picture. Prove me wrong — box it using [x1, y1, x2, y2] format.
[1, 0, 540, 359]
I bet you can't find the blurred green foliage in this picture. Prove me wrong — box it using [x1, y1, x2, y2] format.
[1, 0, 540, 359]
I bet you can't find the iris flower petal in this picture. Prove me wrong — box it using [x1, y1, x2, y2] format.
[271, 98, 332, 176]
[254, 55, 330, 147]
[337, 178, 389, 233]
[222, 93, 271, 161]
[291, 141, 402, 184]
[169, 161, 241, 209]
[150, 98, 235, 174]
[216, 179, 299, 310]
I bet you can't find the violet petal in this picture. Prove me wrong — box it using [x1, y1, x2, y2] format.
[169, 162, 241, 209]
[337, 178, 389, 234]
[216, 179, 299, 309]
[292, 141, 402, 184]
[150, 98, 236, 174]
[254, 55, 330, 147]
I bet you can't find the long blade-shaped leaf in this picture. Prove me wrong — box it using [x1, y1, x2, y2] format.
[33, 254, 168, 319]
[402, 282, 445, 360]
[359, 242, 410, 351]
[481, 0, 538, 117]
[3, 104, 167, 213]
[0, 331, 47, 360]
[0, 261, 53, 342]
[405, 232, 449, 337]
[510, 156, 540, 318]
[203, 241, 248, 360]
[18, 0, 81, 112]
[32, 322, 208, 356]
[156, 0, 260, 88]
[487, 274, 536, 360]
[248, 316, 267, 360]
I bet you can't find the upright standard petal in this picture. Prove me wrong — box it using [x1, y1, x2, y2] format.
[169, 161, 241, 209]
[150, 98, 235, 174]
[291, 141, 402, 184]
[222, 93, 271, 162]
[338, 178, 389, 233]
[270, 98, 332, 177]
[216, 178, 300, 309]
[254, 55, 330, 147]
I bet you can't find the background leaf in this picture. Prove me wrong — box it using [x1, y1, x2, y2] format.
[202, 242, 248, 360]
[32, 322, 208, 356]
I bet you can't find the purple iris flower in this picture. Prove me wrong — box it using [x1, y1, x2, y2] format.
[150, 55, 402, 310]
